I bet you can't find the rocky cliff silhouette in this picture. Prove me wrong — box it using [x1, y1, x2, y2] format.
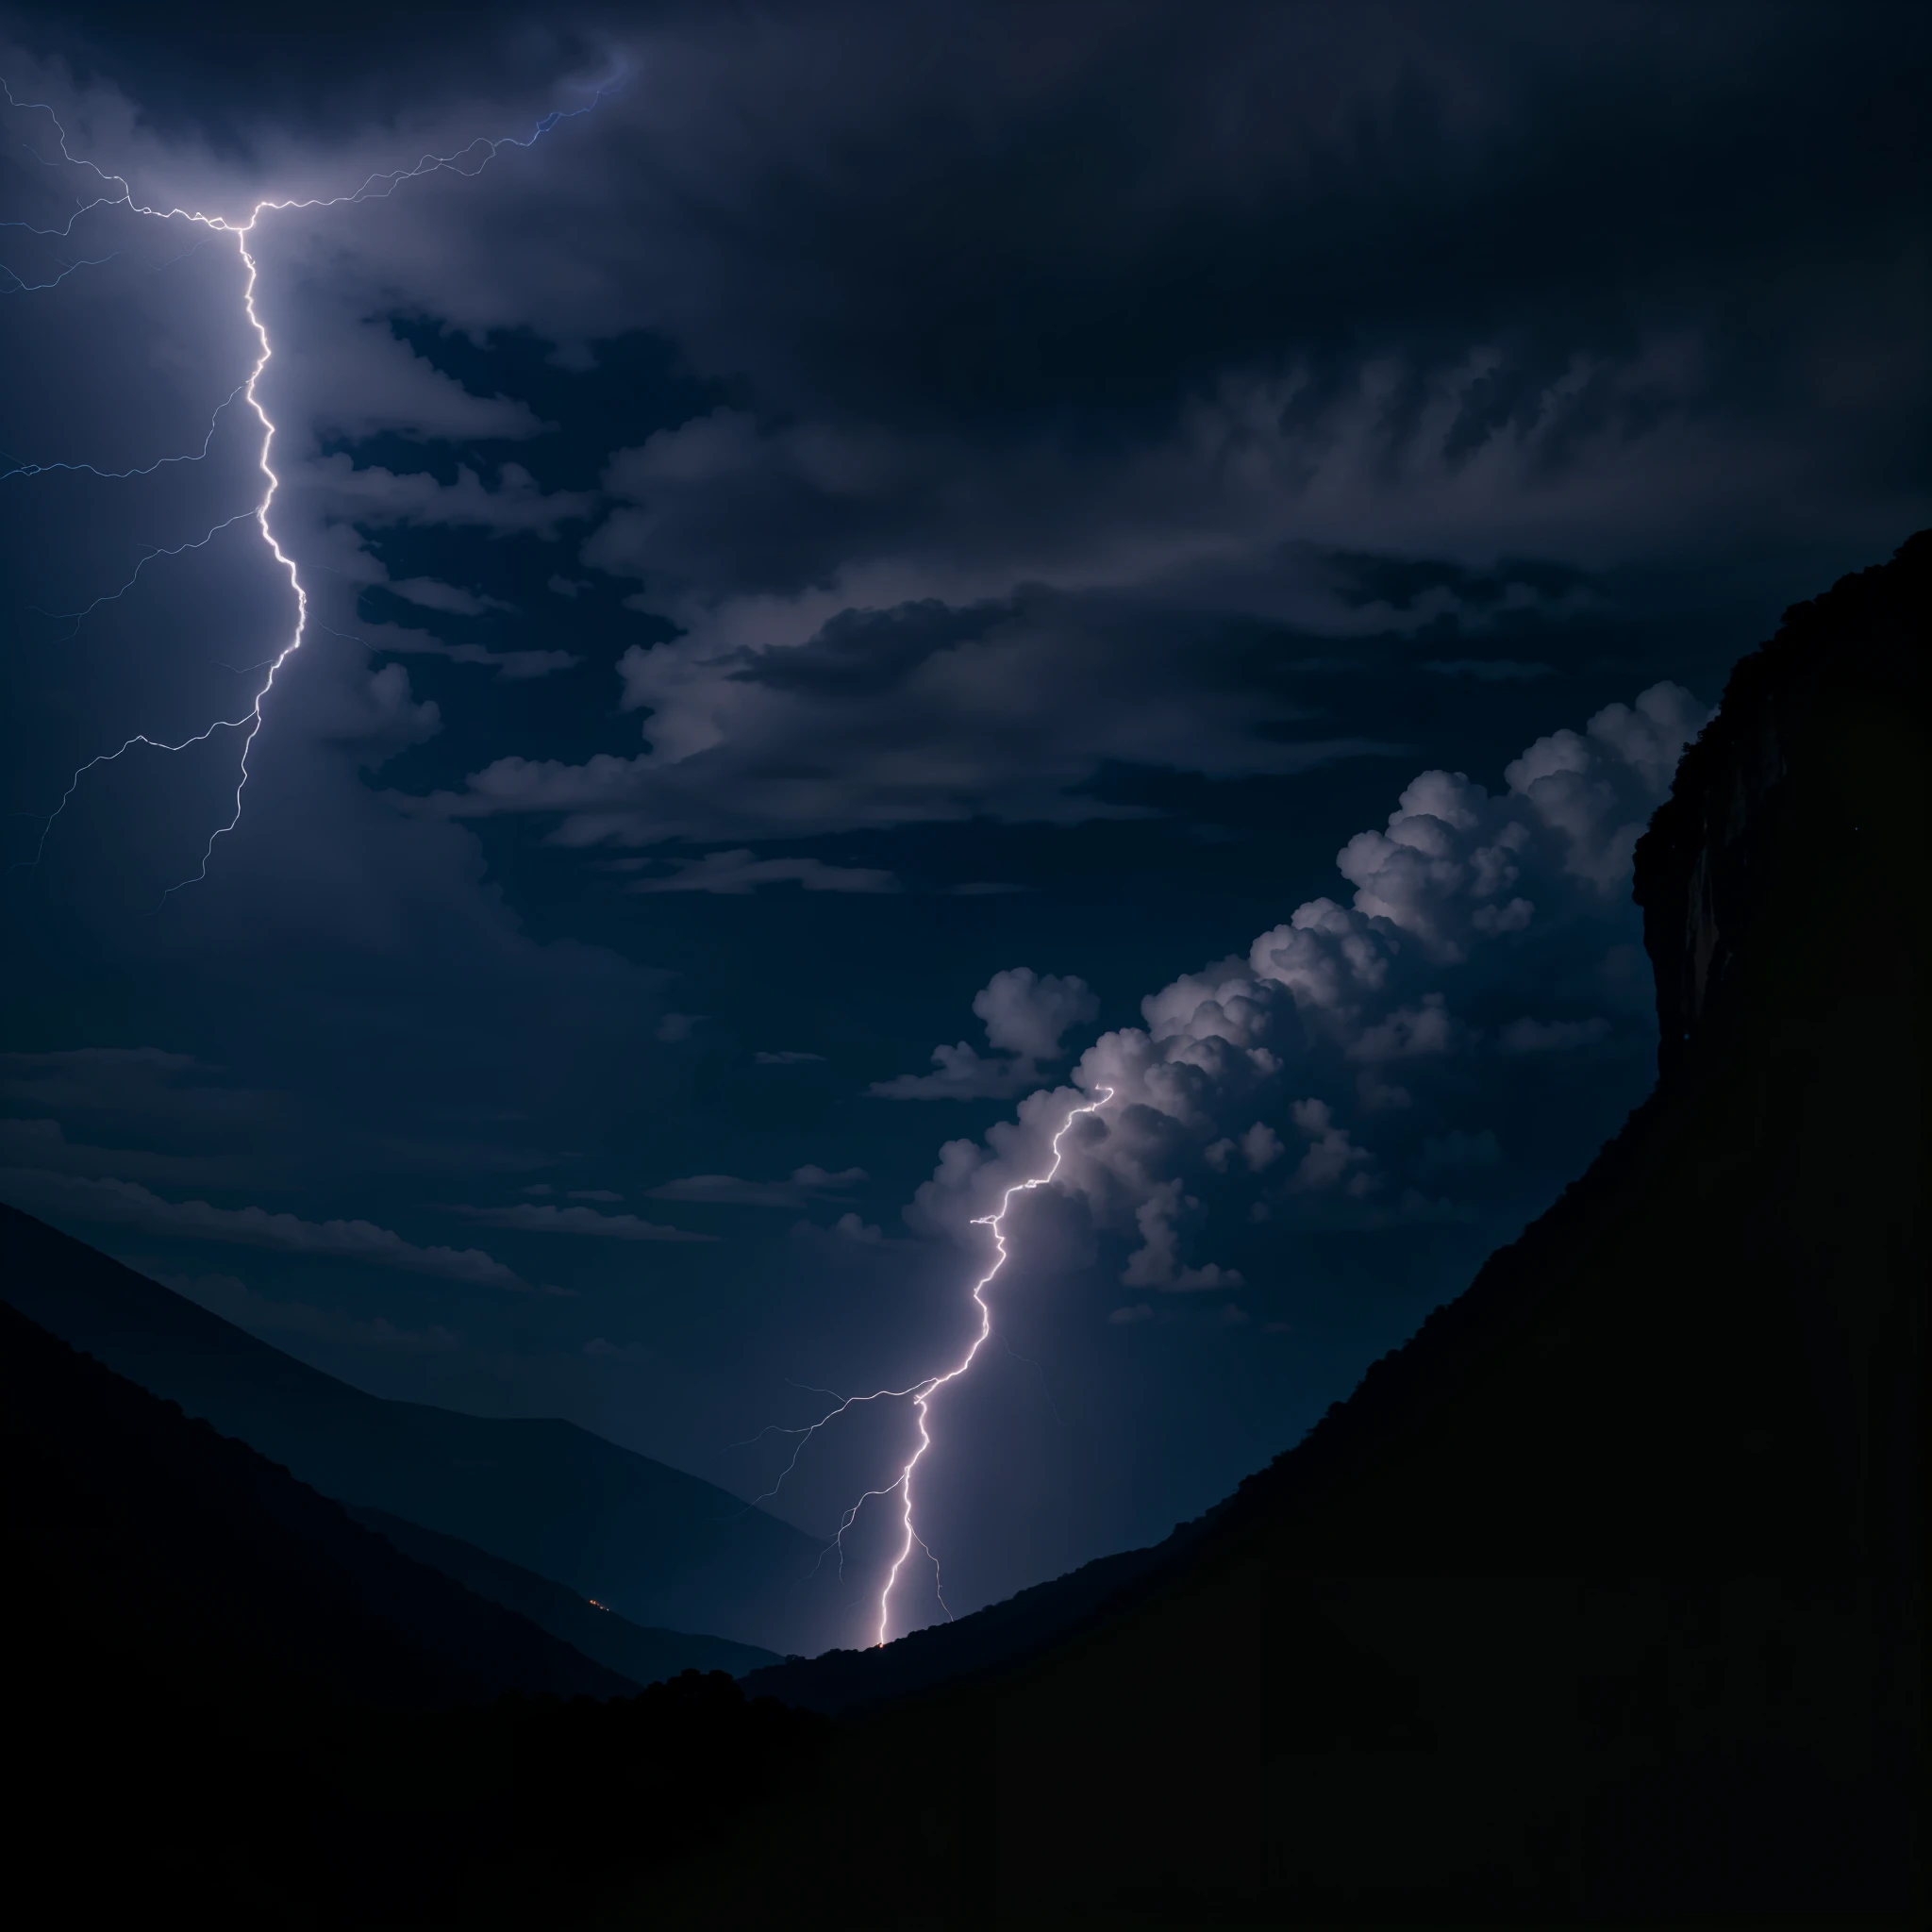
[4, 536, 1920, 1927]
[688, 531, 1929, 1926]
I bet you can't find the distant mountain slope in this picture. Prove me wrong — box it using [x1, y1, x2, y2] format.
[5, 1293, 835, 1925]
[751, 532, 1927, 1727]
[349, 1504, 780, 1687]
[0, 1208, 853, 1655]
[1, 1299, 633, 1707]
[742, 1540, 1168, 1713]
[669, 535, 1928, 1927]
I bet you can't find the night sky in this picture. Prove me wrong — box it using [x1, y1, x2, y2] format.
[4, 3, 1926, 1639]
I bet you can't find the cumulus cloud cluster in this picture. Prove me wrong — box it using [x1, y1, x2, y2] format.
[871, 968, 1098, 1100]
[910, 682, 1707, 1305]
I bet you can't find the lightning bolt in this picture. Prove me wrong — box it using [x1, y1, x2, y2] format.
[2, 75, 612, 890]
[3, 382, 244, 483]
[753, 1086, 1113, 1648]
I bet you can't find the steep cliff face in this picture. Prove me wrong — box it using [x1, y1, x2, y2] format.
[1636, 528, 1929, 1074]
[672, 537, 1929, 1927]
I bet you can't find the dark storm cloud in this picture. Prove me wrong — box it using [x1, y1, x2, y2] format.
[15, 2, 1920, 867]
[3, 3, 1927, 1618]
[419, 585, 1394, 848]
[446, 1200, 713, 1241]
[203, 1, 1907, 861]
[733, 597, 1019, 701]
[643, 1164, 864, 1208]
[175, 0, 1868, 432]
[0, 0, 618, 140]
[1325, 554, 1591, 616]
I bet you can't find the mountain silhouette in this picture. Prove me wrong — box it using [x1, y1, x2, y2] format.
[5, 1293, 832, 1925]
[4, 535, 1920, 1926]
[2, 1297, 632, 1706]
[348, 1502, 779, 1685]
[679, 531, 1929, 1925]
[0, 1205, 853, 1655]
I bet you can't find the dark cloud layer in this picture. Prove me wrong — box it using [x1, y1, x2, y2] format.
[2, 1, 611, 138]
[2, 1, 1925, 1634]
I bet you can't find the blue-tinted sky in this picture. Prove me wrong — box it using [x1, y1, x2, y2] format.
[3, 1, 1926, 1638]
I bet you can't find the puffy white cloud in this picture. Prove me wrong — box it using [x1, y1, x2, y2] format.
[973, 968, 1099, 1061]
[871, 966, 1099, 1099]
[908, 681, 1707, 1290]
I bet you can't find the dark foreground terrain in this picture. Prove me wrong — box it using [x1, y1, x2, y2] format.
[0, 1199, 847, 1655]
[6, 535, 1924, 1925]
[654, 533, 1929, 1926]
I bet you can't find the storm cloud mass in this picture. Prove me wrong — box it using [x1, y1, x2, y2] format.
[3, 4, 1926, 1630]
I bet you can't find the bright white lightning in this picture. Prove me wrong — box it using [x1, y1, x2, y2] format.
[753, 1086, 1114, 1649]
[2, 79, 608, 889]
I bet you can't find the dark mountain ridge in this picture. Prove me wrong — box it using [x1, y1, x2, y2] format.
[5, 536, 1921, 1926]
[678, 532, 1928, 1925]
[0, 1205, 853, 1655]
[6, 1294, 831, 1926]
[1, 1298, 631, 1707]
[348, 1502, 779, 1686]
[743, 1538, 1173, 1712]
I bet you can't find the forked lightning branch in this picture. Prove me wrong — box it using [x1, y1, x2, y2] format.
[6, 75, 1108, 1656]
[750, 1087, 1114, 1646]
[1, 78, 603, 891]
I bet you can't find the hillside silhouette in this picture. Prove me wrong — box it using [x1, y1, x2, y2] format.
[4, 535, 1921, 1925]
[1, 1298, 633, 1706]
[4, 1296, 830, 1924]
[659, 531, 1929, 1925]
[0, 1205, 850, 1655]
[348, 1502, 779, 1686]
[744, 1537, 1174, 1713]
